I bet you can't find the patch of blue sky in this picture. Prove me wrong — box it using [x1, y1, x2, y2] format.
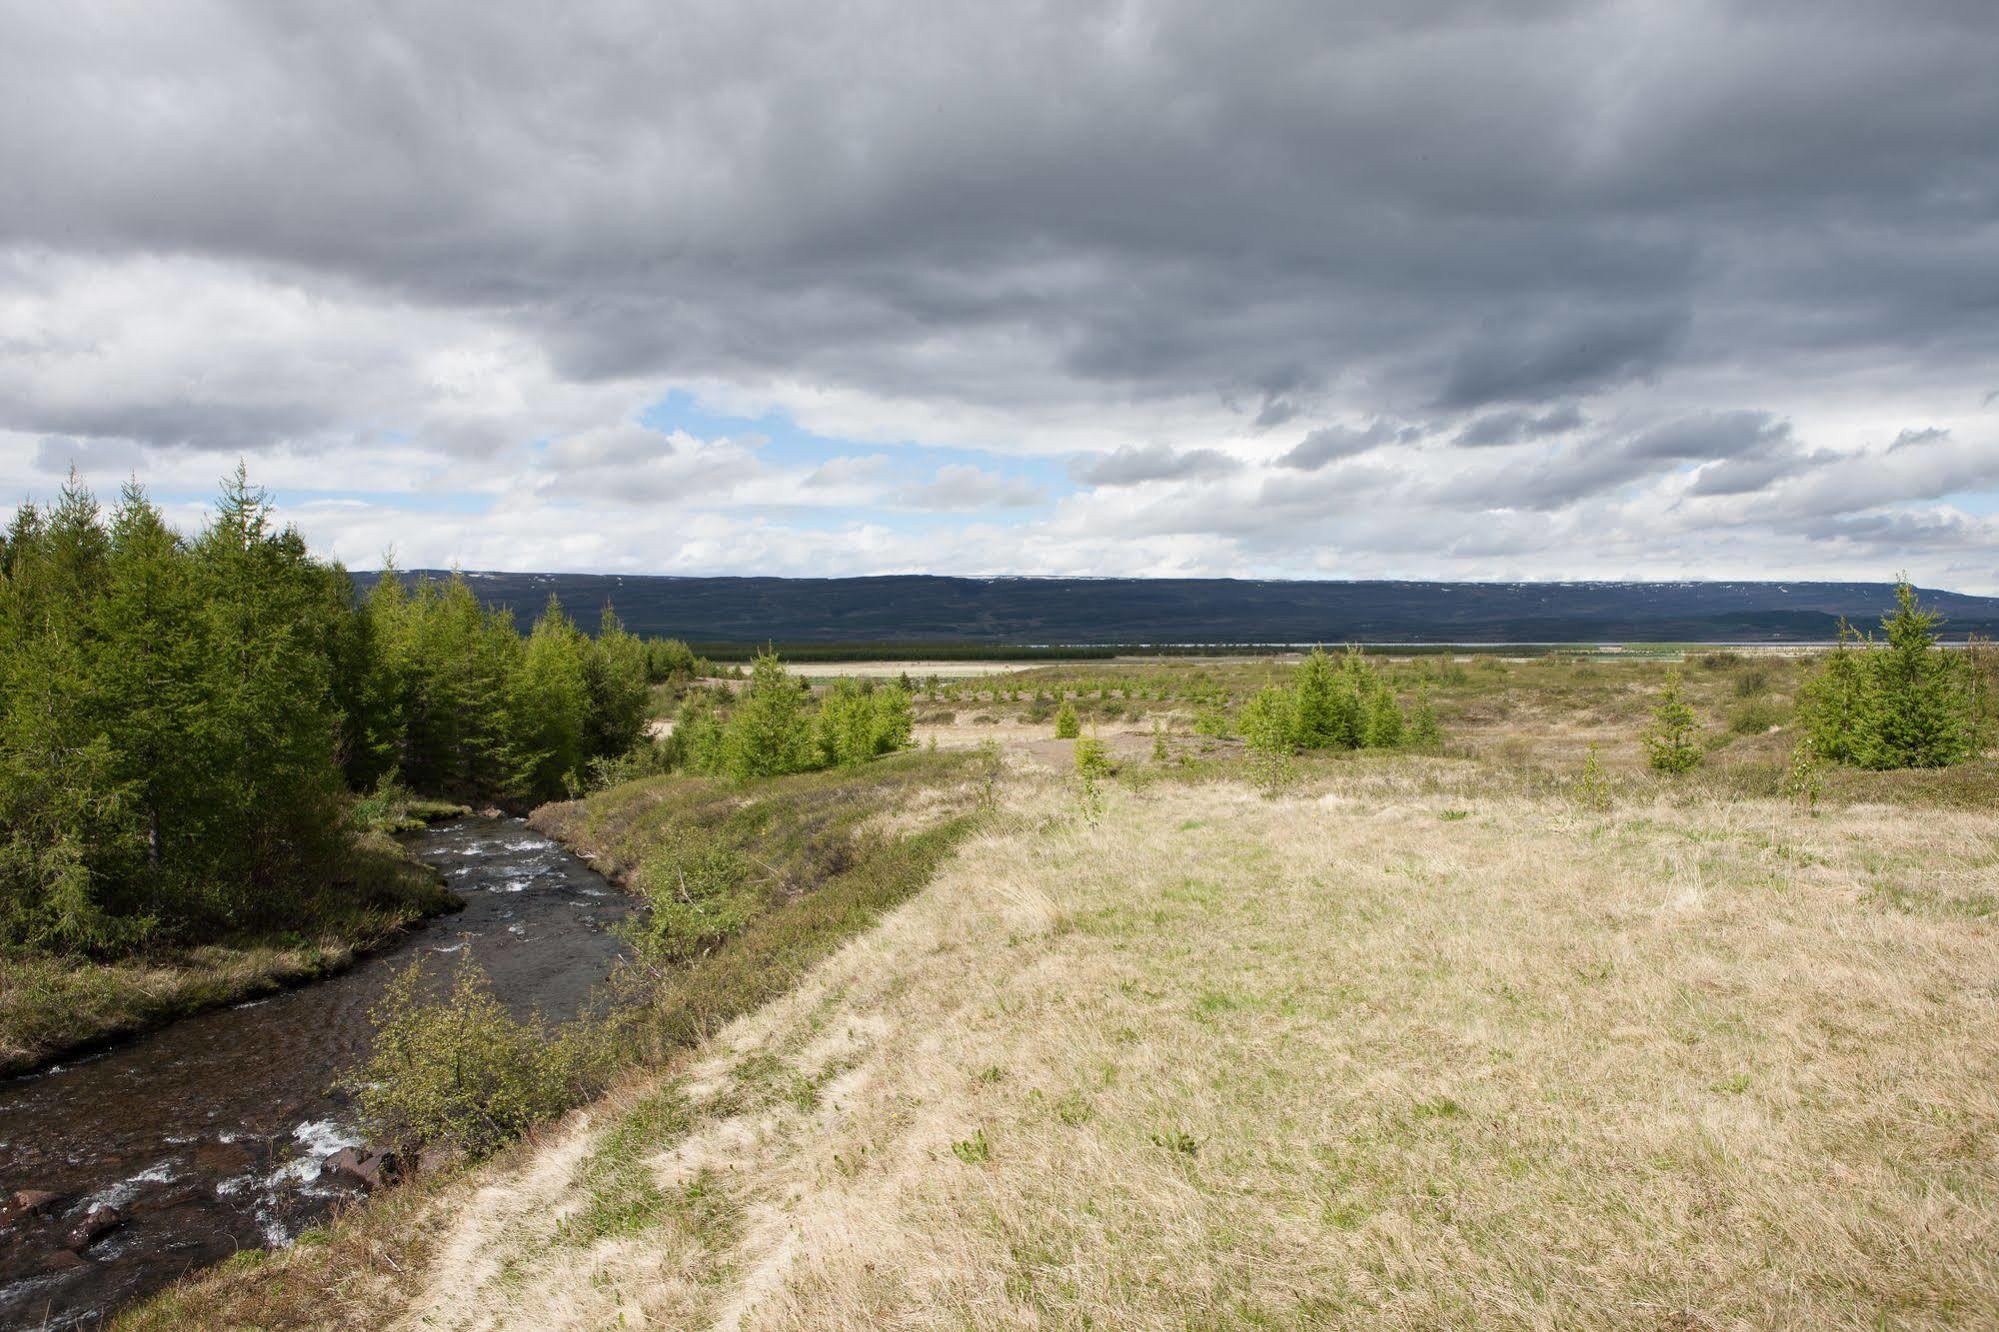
[1936, 489, 1999, 516]
[638, 388, 1076, 504]
[276, 487, 495, 516]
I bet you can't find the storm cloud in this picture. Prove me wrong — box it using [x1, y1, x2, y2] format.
[2, 1, 1996, 587]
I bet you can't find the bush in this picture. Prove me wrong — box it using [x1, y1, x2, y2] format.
[621, 828, 761, 969]
[814, 680, 914, 768]
[1053, 701, 1081, 739]
[1727, 697, 1783, 736]
[1644, 670, 1704, 774]
[352, 958, 602, 1157]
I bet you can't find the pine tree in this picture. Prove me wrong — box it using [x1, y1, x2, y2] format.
[582, 605, 650, 762]
[510, 596, 591, 799]
[722, 650, 813, 779]
[1409, 682, 1443, 747]
[1364, 683, 1405, 748]
[1796, 621, 1872, 764]
[1643, 670, 1704, 774]
[1857, 579, 1972, 769]
[1053, 699, 1081, 739]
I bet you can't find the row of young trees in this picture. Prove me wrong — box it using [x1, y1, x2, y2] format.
[1638, 580, 1986, 776]
[668, 652, 915, 781]
[0, 474, 652, 955]
[1238, 647, 1441, 755]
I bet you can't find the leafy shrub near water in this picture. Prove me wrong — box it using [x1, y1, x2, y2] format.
[620, 828, 762, 970]
[352, 957, 605, 1157]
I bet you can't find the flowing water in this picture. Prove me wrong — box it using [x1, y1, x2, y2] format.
[0, 816, 633, 1330]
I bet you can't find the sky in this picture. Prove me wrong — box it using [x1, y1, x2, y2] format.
[3, 0, 1997, 590]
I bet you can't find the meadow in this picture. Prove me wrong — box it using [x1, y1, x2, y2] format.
[118, 641, 1999, 1330]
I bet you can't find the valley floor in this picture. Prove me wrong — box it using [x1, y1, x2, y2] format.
[133, 734, 1999, 1329]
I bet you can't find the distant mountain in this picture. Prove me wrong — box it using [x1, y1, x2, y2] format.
[350, 572, 1999, 645]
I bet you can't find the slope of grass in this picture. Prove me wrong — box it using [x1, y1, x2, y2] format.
[358, 752, 1997, 1330]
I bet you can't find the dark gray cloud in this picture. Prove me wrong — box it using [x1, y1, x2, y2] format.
[1072, 444, 1242, 486]
[3, 0, 1994, 439]
[1277, 421, 1409, 470]
[1455, 403, 1587, 448]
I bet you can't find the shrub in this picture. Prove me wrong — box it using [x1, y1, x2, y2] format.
[1861, 581, 1973, 768]
[1644, 671, 1704, 774]
[1409, 683, 1443, 747]
[621, 828, 761, 969]
[1572, 744, 1613, 810]
[352, 958, 601, 1157]
[1053, 700, 1081, 739]
[814, 680, 914, 768]
[1727, 697, 1783, 736]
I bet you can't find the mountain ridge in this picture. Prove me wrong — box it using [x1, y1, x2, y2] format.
[349, 572, 1999, 644]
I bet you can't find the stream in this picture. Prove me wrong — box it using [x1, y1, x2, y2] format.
[0, 816, 633, 1330]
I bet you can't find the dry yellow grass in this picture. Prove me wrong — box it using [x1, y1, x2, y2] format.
[371, 753, 1999, 1330]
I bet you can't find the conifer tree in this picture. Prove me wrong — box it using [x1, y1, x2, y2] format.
[722, 650, 813, 779]
[1643, 669, 1705, 774]
[1858, 579, 1972, 769]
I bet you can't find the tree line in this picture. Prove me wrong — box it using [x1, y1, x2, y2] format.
[0, 473, 653, 956]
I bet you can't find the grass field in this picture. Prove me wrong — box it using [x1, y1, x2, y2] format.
[122, 653, 1999, 1329]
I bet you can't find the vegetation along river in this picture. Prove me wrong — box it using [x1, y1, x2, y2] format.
[0, 816, 633, 1330]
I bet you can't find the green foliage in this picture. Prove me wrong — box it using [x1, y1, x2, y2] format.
[1053, 699, 1081, 739]
[720, 651, 816, 780]
[1572, 744, 1613, 810]
[1644, 670, 1705, 774]
[1192, 705, 1230, 741]
[1796, 624, 1874, 765]
[1797, 583, 1977, 770]
[1409, 682, 1443, 747]
[621, 828, 762, 969]
[352, 957, 603, 1156]
[815, 679, 914, 768]
[1861, 581, 1974, 768]
[1784, 735, 1827, 815]
[0, 470, 665, 959]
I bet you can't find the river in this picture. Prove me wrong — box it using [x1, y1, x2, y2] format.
[0, 816, 632, 1330]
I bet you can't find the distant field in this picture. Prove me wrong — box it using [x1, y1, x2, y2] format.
[794, 660, 1046, 680]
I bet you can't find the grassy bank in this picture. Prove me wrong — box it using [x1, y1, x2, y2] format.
[1, 829, 459, 1079]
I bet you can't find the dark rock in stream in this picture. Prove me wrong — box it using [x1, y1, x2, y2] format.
[3, 1189, 62, 1224]
[63, 1206, 124, 1251]
[325, 1147, 403, 1191]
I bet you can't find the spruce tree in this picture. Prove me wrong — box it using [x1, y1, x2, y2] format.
[722, 651, 813, 779]
[1857, 579, 1972, 769]
[1643, 670, 1704, 774]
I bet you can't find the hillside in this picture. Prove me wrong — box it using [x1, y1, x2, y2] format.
[352, 572, 1999, 644]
